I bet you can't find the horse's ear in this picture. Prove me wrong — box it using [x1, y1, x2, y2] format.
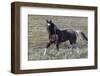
[46, 20, 49, 23]
[46, 20, 52, 23]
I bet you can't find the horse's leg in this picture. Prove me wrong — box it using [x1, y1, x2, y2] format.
[73, 42, 80, 54]
[43, 41, 53, 56]
[68, 40, 73, 54]
[69, 39, 77, 53]
[72, 40, 80, 54]
[56, 42, 61, 55]
[67, 41, 72, 49]
[56, 43, 59, 51]
[72, 40, 79, 49]
[46, 41, 53, 48]
[74, 36, 80, 54]
[69, 40, 73, 48]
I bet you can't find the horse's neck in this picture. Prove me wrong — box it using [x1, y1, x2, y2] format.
[56, 27, 61, 32]
[50, 23, 61, 34]
[53, 24, 60, 31]
[49, 28, 60, 35]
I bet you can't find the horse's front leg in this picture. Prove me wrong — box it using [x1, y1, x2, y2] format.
[46, 41, 52, 48]
[43, 41, 53, 56]
[56, 43, 61, 55]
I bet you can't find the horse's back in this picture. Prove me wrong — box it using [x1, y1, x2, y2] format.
[64, 29, 77, 39]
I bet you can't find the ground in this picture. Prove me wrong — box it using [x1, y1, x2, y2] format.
[28, 15, 88, 60]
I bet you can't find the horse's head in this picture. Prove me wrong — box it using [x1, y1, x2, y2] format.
[46, 20, 55, 34]
[46, 20, 54, 27]
[46, 20, 59, 35]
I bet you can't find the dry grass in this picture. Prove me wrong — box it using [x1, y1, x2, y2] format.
[28, 47, 88, 60]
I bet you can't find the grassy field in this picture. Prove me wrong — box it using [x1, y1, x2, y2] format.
[28, 15, 88, 61]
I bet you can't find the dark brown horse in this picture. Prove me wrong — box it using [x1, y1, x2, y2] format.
[43, 20, 88, 55]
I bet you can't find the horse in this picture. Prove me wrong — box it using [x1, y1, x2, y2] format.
[43, 20, 88, 55]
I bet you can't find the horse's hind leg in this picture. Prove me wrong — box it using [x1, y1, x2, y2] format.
[69, 40, 74, 49]
[70, 40, 80, 54]
[69, 40, 77, 53]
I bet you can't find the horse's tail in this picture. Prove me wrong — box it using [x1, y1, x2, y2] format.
[81, 32, 88, 41]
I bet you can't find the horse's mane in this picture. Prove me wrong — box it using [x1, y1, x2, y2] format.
[51, 22, 60, 31]
[65, 28, 74, 32]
